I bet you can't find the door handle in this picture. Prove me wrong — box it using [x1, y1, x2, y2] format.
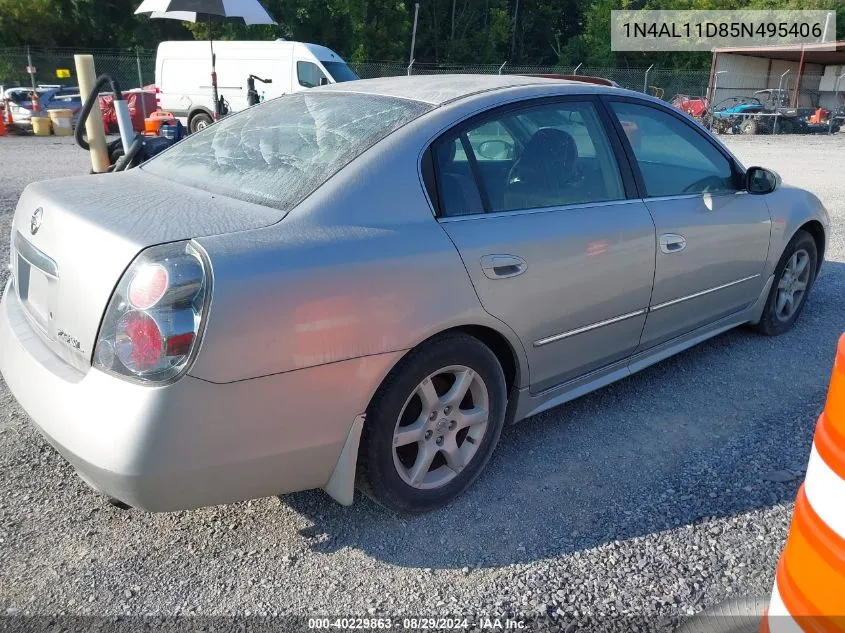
[480, 254, 527, 279]
[659, 233, 687, 254]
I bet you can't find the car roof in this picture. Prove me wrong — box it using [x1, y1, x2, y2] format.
[316, 74, 619, 106]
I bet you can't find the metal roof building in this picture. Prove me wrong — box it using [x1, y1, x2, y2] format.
[707, 41, 845, 110]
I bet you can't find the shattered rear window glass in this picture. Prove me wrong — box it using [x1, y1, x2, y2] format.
[142, 92, 432, 211]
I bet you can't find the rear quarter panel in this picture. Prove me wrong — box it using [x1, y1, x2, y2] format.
[189, 113, 529, 386]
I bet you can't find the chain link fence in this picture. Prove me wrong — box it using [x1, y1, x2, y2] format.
[0, 48, 155, 93]
[0, 46, 797, 101]
[0, 47, 715, 100]
[1, 47, 840, 135]
[352, 61, 713, 98]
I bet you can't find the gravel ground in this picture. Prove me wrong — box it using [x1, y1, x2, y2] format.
[0, 133, 844, 630]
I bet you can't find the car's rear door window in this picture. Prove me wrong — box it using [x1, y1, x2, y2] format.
[608, 101, 737, 197]
[142, 92, 431, 211]
[433, 101, 625, 216]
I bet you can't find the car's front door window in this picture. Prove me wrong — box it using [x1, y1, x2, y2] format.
[608, 101, 737, 197]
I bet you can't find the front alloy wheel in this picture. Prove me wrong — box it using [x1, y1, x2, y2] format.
[774, 249, 811, 323]
[755, 229, 818, 336]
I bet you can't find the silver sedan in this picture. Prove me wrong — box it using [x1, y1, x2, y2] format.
[0, 75, 829, 514]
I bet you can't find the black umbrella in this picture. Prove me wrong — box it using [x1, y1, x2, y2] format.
[135, 0, 276, 119]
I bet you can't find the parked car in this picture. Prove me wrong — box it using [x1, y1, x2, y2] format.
[4, 85, 82, 126]
[0, 75, 829, 514]
[155, 38, 359, 133]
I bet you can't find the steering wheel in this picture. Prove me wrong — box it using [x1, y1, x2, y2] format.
[681, 175, 728, 194]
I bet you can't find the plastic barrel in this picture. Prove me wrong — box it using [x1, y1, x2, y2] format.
[31, 116, 52, 136]
[48, 109, 74, 136]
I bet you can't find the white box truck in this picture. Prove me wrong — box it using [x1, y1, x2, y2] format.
[155, 39, 359, 133]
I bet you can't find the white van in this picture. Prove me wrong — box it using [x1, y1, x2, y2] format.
[155, 39, 359, 133]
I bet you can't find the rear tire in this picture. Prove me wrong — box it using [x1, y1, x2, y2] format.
[754, 230, 817, 336]
[357, 333, 507, 514]
[189, 111, 212, 134]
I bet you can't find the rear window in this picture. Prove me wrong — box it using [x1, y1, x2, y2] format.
[142, 92, 431, 211]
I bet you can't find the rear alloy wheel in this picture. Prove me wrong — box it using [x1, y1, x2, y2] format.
[189, 112, 212, 134]
[754, 230, 817, 336]
[392, 365, 489, 490]
[358, 334, 507, 514]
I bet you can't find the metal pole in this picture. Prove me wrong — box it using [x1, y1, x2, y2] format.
[498, 61, 507, 75]
[822, 11, 833, 43]
[210, 38, 220, 119]
[573, 62, 582, 75]
[407, 59, 414, 76]
[26, 45, 37, 94]
[136, 48, 147, 119]
[831, 72, 845, 135]
[643, 64, 654, 94]
[710, 71, 725, 133]
[409, 3, 420, 71]
[777, 69, 790, 95]
[792, 44, 805, 108]
[775, 69, 790, 135]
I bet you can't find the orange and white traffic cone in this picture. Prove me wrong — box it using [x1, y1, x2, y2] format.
[3, 98, 13, 128]
[762, 333, 845, 632]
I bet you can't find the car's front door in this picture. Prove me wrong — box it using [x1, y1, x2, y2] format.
[431, 97, 656, 393]
[605, 99, 772, 350]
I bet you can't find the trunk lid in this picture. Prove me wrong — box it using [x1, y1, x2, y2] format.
[9, 169, 282, 372]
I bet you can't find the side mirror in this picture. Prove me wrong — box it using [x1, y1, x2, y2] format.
[745, 166, 780, 194]
[319, 77, 329, 86]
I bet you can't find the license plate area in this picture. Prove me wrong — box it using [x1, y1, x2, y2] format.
[16, 256, 52, 331]
[13, 232, 59, 334]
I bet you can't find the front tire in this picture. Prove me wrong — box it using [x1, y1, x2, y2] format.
[357, 333, 507, 514]
[754, 230, 818, 336]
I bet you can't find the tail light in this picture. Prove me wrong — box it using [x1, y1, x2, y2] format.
[93, 241, 210, 384]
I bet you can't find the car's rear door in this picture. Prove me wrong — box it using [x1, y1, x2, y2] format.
[603, 98, 772, 350]
[430, 96, 656, 394]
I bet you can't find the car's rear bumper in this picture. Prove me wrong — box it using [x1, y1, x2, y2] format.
[0, 281, 398, 511]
